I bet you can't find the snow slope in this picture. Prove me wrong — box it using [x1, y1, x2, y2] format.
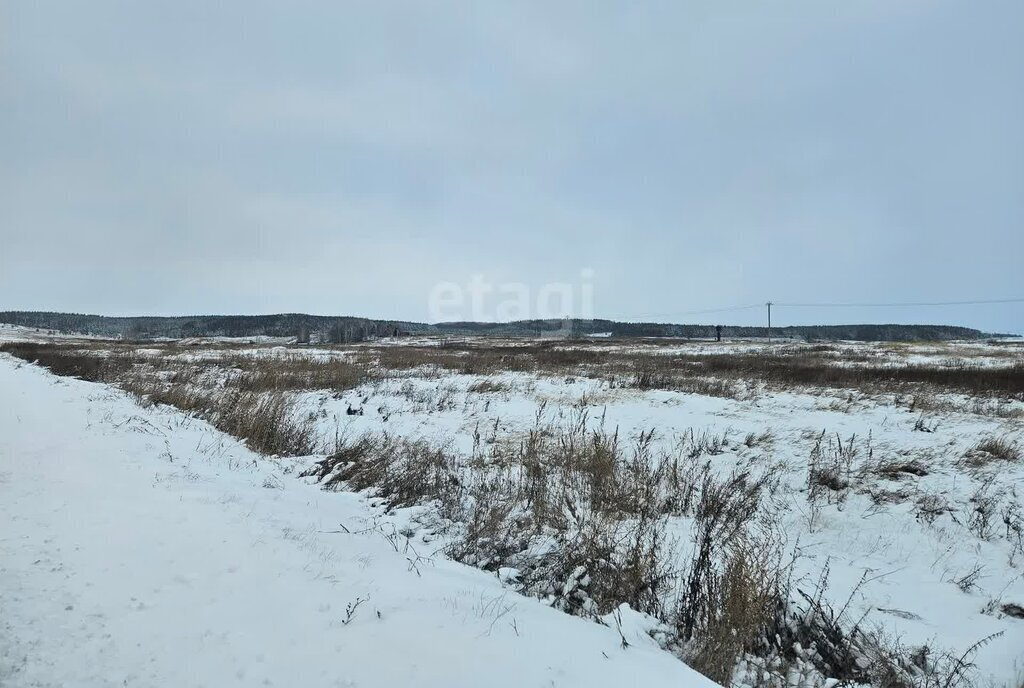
[0, 355, 717, 688]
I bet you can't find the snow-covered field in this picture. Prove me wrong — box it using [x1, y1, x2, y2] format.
[2, 333, 1022, 687]
[0, 354, 714, 688]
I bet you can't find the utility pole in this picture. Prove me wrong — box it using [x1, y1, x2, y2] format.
[766, 301, 773, 343]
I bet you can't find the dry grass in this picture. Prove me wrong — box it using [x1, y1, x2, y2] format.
[11, 338, 1020, 404]
[303, 407, 785, 652]
[0, 342, 140, 380]
[676, 352, 1024, 398]
[224, 355, 367, 393]
[122, 373, 318, 456]
[872, 458, 930, 480]
[466, 377, 511, 394]
[345, 341, 1024, 400]
[964, 435, 1021, 465]
[900, 393, 1024, 420]
[216, 390, 317, 456]
[3, 342, 319, 456]
[303, 434, 461, 513]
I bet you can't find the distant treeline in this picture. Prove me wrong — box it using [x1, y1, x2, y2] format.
[0, 311, 1002, 342]
[0, 312, 417, 343]
[433, 319, 997, 341]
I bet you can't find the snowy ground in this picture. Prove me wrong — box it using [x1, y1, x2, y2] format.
[0, 324, 99, 344]
[309, 368, 1024, 686]
[2, 334, 1023, 687]
[0, 355, 716, 688]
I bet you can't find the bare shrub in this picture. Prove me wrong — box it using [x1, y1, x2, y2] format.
[631, 361, 673, 390]
[525, 512, 677, 619]
[807, 431, 858, 504]
[762, 565, 894, 687]
[915, 493, 952, 525]
[451, 474, 524, 568]
[1005, 503, 1024, 565]
[968, 478, 998, 540]
[676, 471, 772, 644]
[684, 542, 781, 684]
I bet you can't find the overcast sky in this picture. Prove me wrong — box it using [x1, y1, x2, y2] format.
[2, 1, 1022, 331]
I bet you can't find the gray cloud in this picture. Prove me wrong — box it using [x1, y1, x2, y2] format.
[2, 1, 1022, 331]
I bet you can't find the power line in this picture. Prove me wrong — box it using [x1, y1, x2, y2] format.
[612, 297, 1022, 323]
[776, 297, 1024, 308]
